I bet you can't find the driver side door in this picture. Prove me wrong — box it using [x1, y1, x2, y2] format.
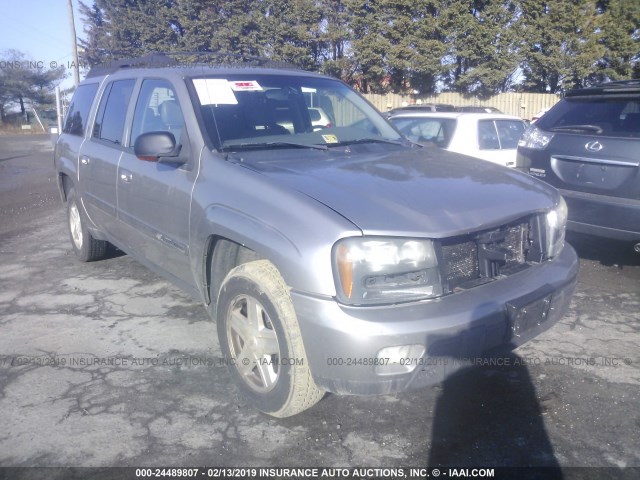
[115, 78, 196, 288]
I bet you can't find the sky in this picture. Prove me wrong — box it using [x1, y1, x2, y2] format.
[0, 0, 85, 89]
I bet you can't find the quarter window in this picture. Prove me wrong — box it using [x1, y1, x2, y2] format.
[63, 83, 99, 136]
[478, 120, 525, 150]
[495, 120, 526, 149]
[92, 79, 136, 145]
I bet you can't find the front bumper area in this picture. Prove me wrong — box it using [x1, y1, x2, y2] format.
[292, 244, 578, 395]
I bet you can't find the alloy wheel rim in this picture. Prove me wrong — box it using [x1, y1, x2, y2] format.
[226, 294, 281, 393]
[69, 203, 83, 250]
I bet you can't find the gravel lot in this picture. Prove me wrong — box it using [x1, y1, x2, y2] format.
[0, 135, 638, 475]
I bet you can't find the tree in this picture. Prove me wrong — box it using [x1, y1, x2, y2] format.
[594, 0, 640, 82]
[76, 0, 640, 94]
[406, 0, 447, 96]
[79, 0, 179, 66]
[317, 0, 354, 81]
[182, 0, 268, 58]
[0, 50, 66, 124]
[345, 1, 390, 93]
[520, 0, 605, 93]
[263, 0, 324, 70]
[440, 0, 521, 96]
[345, 0, 446, 94]
[380, 0, 446, 95]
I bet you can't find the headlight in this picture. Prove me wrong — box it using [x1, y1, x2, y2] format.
[545, 197, 568, 258]
[518, 125, 555, 150]
[333, 237, 442, 305]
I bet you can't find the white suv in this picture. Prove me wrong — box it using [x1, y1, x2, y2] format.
[389, 112, 527, 167]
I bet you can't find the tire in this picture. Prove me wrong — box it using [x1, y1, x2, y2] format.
[216, 260, 324, 417]
[66, 188, 108, 262]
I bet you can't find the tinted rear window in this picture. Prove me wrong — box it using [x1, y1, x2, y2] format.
[434, 105, 456, 112]
[538, 98, 640, 138]
[63, 83, 99, 136]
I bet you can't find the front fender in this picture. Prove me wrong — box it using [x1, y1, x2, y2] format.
[190, 204, 319, 304]
[188, 153, 361, 305]
[190, 206, 363, 308]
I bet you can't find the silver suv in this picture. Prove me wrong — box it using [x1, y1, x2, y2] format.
[55, 56, 578, 417]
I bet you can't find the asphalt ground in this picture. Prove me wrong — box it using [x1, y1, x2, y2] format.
[0, 135, 639, 477]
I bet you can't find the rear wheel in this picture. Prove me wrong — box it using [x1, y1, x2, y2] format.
[216, 260, 324, 417]
[66, 188, 108, 262]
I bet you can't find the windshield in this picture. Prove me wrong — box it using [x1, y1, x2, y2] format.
[191, 74, 402, 151]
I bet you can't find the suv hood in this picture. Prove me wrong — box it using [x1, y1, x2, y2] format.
[240, 146, 558, 237]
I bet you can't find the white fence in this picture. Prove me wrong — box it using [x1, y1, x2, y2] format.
[363, 92, 560, 119]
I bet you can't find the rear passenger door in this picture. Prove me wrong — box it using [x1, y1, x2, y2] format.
[115, 78, 196, 288]
[79, 79, 136, 234]
[56, 81, 99, 196]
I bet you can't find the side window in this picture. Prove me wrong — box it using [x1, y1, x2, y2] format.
[130, 79, 184, 146]
[617, 101, 640, 136]
[92, 79, 136, 145]
[62, 83, 99, 136]
[495, 120, 526, 149]
[478, 120, 500, 150]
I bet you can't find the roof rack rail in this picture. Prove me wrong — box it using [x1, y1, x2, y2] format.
[86, 51, 302, 78]
[597, 79, 640, 88]
[564, 79, 640, 97]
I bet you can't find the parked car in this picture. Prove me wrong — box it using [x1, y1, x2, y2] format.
[389, 112, 527, 167]
[385, 103, 457, 117]
[308, 107, 333, 129]
[517, 80, 640, 248]
[55, 55, 578, 417]
[277, 106, 333, 133]
[456, 106, 503, 113]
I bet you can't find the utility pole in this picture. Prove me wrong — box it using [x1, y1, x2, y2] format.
[67, 0, 80, 86]
[55, 87, 63, 134]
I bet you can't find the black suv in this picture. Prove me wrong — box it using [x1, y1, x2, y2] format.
[517, 80, 640, 249]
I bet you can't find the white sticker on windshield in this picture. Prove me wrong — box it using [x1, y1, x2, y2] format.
[229, 80, 263, 92]
[193, 79, 238, 105]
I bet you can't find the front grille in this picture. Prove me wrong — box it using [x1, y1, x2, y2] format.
[502, 222, 529, 266]
[439, 218, 535, 293]
[441, 240, 479, 290]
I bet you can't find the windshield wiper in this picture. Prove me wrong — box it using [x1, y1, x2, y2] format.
[332, 137, 406, 147]
[549, 124, 603, 134]
[222, 141, 328, 151]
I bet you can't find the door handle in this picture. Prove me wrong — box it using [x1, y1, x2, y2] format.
[80, 155, 90, 165]
[119, 170, 132, 183]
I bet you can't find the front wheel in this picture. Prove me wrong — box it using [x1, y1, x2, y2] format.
[216, 260, 324, 417]
[66, 188, 109, 262]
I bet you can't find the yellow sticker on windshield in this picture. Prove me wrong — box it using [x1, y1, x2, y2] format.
[322, 134, 338, 144]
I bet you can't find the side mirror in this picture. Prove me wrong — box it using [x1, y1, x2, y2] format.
[133, 131, 183, 164]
